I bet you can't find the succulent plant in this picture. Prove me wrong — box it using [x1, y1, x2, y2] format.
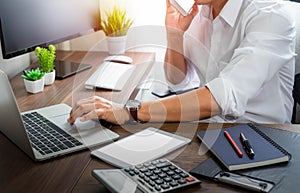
[21, 68, 45, 81]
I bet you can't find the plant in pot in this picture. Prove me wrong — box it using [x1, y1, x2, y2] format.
[35, 44, 56, 85]
[101, 5, 133, 55]
[21, 68, 45, 94]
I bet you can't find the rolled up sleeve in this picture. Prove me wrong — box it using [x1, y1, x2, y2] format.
[206, 9, 296, 118]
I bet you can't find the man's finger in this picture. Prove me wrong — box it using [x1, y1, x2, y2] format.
[80, 110, 98, 122]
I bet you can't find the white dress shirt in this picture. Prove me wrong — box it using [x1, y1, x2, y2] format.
[168, 0, 296, 123]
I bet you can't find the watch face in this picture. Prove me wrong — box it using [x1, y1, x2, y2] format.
[126, 100, 141, 109]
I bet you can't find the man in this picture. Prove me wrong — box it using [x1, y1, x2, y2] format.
[68, 0, 295, 125]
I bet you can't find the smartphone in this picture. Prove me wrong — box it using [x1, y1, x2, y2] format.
[170, 0, 195, 16]
[151, 88, 174, 98]
[151, 87, 199, 98]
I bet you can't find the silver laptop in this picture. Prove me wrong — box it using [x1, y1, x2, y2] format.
[0, 70, 119, 161]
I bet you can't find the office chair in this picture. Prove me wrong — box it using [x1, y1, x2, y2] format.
[287, 1, 300, 123]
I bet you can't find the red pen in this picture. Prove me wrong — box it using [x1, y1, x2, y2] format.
[224, 130, 243, 158]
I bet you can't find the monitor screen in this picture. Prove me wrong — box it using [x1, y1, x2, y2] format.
[0, 0, 101, 59]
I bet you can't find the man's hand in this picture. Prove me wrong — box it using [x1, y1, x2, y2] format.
[165, 0, 198, 33]
[67, 96, 129, 125]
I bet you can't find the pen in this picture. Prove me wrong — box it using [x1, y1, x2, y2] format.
[240, 132, 255, 158]
[224, 130, 243, 158]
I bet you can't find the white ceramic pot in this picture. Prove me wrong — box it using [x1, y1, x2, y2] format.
[106, 35, 127, 55]
[44, 70, 55, 85]
[24, 77, 45, 94]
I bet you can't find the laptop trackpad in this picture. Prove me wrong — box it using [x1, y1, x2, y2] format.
[50, 114, 118, 146]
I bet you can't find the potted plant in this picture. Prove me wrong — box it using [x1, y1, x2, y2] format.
[35, 45, 56, 85]
[21, 68, 45, 93]
[101, 5, 133, 55]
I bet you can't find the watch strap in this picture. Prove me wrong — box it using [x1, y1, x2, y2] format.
[128, 108, 138, 122]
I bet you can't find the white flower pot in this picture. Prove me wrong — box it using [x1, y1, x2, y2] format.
[24, 78, 45, 94]
[106, 35, 127, 55]
[44, 70, 55, 85]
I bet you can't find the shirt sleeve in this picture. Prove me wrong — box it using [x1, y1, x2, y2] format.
[206, 8, 296, 118]
[167, 59, 201, 92]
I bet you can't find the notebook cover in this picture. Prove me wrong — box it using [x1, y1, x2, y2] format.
[238, 125, 299, 193]
[197, 124, 291, 171]
[193, 125, 300, 193]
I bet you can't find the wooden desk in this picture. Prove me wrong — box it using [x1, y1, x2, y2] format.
[1, 51, 299, 193]
[2, 122, 299, 193]
[10, 50, 155, 112]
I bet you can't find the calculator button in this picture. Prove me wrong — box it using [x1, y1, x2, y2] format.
[163, 177, 172, 182]
[167, 171, 175, 176]
[169, 165, 177, 170]
[178, 178, 187, 184]
[143, 162, 151, 167]
[145, 171, 153, 177]
[156, 162, 171, 168]
[139, 167, 148, 173]
[135, 164, 143, 169]
[128, 170, 135, 176]
[155, 185, 161, 191]
[139, 173, 145, 178]
[161, 167, 170, 172]
[151, 160, 160, 165]
[153, 169, 161, 174]
[186, 177, 196, 182]
[170, 181, 179, 187]
[161, 183, 170, 189]
[158, 158, 167, 163]
[149, 181, 156, 187]
[180, 173, 189, 178]
[158, 173, 167, 178]
[154, 179, 164, 185]
[144, 177, 150, 183]
[150, 175, 159, 181]
[133, 169, 140, 174]
[148, 165, 156, 170]
[172, 174, 181, 180]
[124, 168, 130, 172]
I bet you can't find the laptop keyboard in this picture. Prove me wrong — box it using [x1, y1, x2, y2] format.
[22, 112, 83, 155]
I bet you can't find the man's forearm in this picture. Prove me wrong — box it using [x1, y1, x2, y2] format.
[138, 87, 221, 122]
[164, 30, 187, 84]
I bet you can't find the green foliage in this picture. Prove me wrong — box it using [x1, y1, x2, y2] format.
[21, 68, 45, 81]
[35, 45, 56, 73]
[101, 6, 133, 37]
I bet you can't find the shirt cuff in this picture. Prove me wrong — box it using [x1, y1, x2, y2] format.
[206, 77, 243, 119]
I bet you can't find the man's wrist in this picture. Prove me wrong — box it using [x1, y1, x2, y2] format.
[125, 100, 141, 123]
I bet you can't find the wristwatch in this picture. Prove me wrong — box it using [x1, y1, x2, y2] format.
[125, 99, 141, 123]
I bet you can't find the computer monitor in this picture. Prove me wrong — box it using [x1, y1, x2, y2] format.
[0, 0, 101, 59]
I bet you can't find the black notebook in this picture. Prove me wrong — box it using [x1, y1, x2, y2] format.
[197, 123, 291, 171]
